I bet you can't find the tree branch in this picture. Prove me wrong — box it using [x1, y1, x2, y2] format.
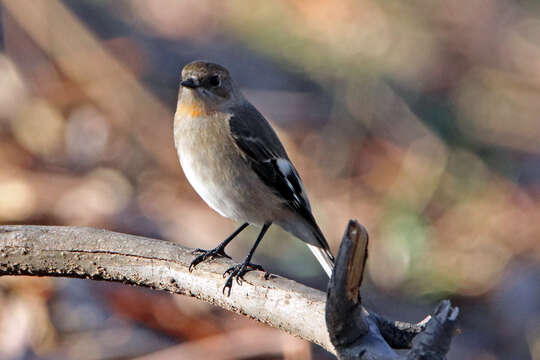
[0, 223, 459, 358]
[0, 226, 332, 351]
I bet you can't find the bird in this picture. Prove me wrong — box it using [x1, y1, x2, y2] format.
[174, 60, 334, 295]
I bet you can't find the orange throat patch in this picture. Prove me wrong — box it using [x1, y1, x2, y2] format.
[176, 102, 205, 118]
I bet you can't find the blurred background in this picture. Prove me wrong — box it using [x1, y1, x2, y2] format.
[0, 0, 539, 359]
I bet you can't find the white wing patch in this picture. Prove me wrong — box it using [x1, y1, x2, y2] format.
[276, 158, 293, 176]
[276, 158, 310, 209]
[276, 158, 296, 194]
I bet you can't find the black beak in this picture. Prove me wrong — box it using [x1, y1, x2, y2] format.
[181, 78, 199, 89]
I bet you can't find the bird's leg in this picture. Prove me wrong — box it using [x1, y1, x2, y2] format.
[189, 222, 249, 272]
[223, 222, 271, 296]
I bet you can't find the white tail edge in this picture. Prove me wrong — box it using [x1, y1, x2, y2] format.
[306, 243, 334, 278]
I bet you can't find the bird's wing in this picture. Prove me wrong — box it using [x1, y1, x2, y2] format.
[228, 103, 333, 253]
[228, 103, 311, 214]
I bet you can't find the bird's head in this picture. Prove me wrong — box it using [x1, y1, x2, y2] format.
[177, 61, 240, 116]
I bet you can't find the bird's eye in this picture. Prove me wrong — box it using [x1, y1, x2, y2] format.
[208, 75, 220, 87]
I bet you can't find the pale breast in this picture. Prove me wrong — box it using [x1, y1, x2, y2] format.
[174, 112, 284, 224]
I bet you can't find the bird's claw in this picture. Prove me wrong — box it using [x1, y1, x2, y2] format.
[189, 247, 231, 272]
[222, 262, 265, 296]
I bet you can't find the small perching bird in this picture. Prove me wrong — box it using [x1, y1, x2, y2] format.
[174, 61, 334, 294]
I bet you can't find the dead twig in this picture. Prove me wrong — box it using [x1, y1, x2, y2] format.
[326, 220, 459, 359]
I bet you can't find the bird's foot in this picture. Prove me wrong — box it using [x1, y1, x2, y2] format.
[222, 261, 268, 296]
[189, 246, 231, 272]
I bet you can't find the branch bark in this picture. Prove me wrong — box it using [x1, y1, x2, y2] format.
[0, 225, 332, 350]
[0, 223, 458, 358]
